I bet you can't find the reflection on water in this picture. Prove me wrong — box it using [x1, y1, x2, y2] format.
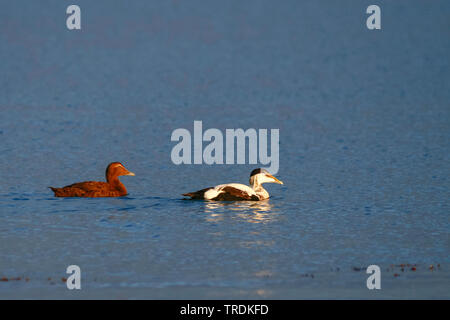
[203, 200, 279, 224]
[203, 200, 279, 250]
[203, 200, 274, 212]
[254, 289, 272, 298]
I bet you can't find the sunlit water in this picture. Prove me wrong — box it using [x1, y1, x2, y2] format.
[0, 0, 449, 298]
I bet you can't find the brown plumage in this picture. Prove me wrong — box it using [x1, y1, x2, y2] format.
[183, 187, 259, 201]
[49, 162, 135, 198]
[215, 186, 260, 201]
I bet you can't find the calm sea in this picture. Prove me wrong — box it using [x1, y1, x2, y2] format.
[0, 0, 448, 298]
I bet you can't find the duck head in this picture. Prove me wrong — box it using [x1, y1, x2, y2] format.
[106, 162, 135, 183]
[249, 168, 283, 186]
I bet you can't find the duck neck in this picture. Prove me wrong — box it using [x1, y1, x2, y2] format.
[251, 178, 270, 199]
[107, 175, 127, 195]
[251, 180, 266, 193]
[252, 182, 269, 200]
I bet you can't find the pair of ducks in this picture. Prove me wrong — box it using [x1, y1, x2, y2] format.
[50, 162, 284, 201]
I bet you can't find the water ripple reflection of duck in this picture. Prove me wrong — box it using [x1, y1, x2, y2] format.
[49, 162, 135, 197]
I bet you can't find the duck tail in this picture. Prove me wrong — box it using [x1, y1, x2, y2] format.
[182, 192, 195, 197]
[182, 187, 213, 199]
[49, 187, 58, 194]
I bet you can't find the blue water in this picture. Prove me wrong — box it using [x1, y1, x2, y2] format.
[0, 0, 449, 299]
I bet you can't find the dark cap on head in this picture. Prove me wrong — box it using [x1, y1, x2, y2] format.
[250, 168, 268, 177]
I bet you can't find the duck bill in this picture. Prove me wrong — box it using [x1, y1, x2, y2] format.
[125, 171, 135, 176]
[267, 174, 283, 185]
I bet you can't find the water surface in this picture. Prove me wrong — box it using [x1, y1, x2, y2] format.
[0, 0, 449, 299]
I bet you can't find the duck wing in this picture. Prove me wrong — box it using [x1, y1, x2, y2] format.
[49, 186, 87, 197]
[211, 185, 260, 201]
[65, 181, 110, 192]
[50, 181, 120, 197]
[183, 183, 260, 201]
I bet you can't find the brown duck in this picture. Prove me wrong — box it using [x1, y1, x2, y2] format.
[49, 162, 135, 197]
